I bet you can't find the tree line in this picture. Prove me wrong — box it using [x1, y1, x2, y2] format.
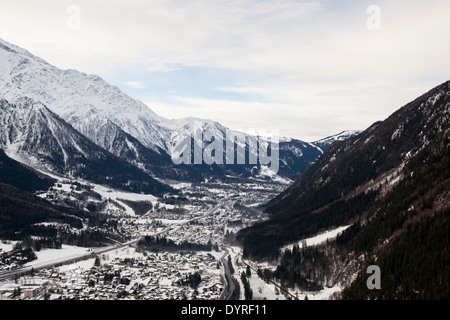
[137, 235, 214, 252]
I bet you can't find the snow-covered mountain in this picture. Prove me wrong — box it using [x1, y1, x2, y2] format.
[0, 37, 357, 182]
[0, 97, 171, 196]
[0, 38, 170, 151]
[0, 37, 249, 157]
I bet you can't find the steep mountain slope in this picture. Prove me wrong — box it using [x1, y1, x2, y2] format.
[237, 81, 450, 298]
[267, 81, 449, 217]
[0, 37, 340, 182]
[0, 148, 54, 193]
[0, 37, 191, 180]
[0, 37, 169, 152]
[340, 124, 450, 298]
[0, 182, 80, 239]
[0, 148, 102, 240]
[0, 97, 172, 196]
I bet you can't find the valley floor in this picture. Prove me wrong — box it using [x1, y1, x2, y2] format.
[0, 177, 345, 300]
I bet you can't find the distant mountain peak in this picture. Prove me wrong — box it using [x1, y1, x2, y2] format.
[0, 38, 321, 181]
[0, 37, 358, 183]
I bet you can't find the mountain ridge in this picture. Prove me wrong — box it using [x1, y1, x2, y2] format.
[236, 80, 450, 299]
[0, 37, 356, 183]
[0, 97, 172, 196]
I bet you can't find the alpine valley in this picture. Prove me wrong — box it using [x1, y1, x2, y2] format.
[0, 37, 448, 301]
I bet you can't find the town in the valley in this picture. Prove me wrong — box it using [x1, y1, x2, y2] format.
[0, 177, 295, 300]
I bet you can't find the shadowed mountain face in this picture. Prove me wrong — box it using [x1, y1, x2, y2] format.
[0, 148, 54, 193]
[237, 81, 450, 299]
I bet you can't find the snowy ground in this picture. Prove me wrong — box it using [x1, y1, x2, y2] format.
[23, 245, 93, 269]
[224, 246, 285, 300]
[248, 275, 286, 300]
[281, 225, 350, 252]
[92, 184, 158, 216]
[0, 241, 18, 253]
[227, 226, 348, 301]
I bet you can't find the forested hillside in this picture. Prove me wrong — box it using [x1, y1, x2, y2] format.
[237, 81, 450, 299]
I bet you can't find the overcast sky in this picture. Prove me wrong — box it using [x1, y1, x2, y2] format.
[1, 0, 449, 141]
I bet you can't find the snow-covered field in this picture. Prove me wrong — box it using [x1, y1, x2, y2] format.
[92, 184, 158, 203]
[23, 245, 93, 269]
[248, 275, 286, 300]
[0, 241, 18, 253]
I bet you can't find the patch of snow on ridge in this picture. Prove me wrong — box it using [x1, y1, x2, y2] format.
[281, 225, 351, 252]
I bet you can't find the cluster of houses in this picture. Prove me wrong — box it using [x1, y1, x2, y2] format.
[0, 250, 224, 300]
[0, 178, 289, 300]
[0, 247, 34, 272]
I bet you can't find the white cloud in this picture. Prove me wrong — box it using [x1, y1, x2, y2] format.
[1, 0, 449, 79]
[0, 0, 324, 73]
[123, 81, 146, 89]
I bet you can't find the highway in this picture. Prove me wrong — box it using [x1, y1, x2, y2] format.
[219, 247, 237, 300]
